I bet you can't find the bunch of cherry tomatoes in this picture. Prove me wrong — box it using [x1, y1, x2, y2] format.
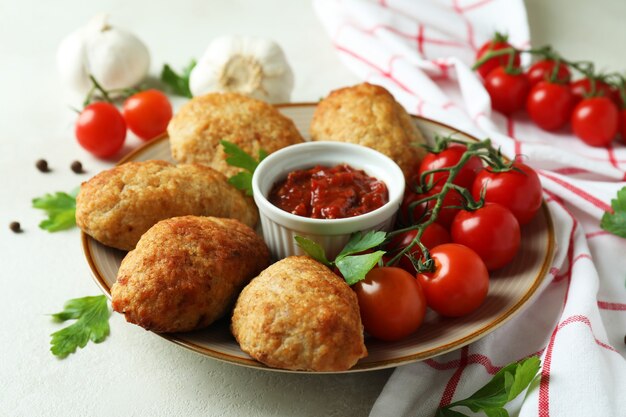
[351, 138, 542, 342]
[476, 33, 626, 147]
[74, 77, 173, 158]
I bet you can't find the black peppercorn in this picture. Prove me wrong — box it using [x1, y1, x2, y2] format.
[71, 160, 84, 174]
[36, 159, 50, 172]
[9, 221, 22, 233]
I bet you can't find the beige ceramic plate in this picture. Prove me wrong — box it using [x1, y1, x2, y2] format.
[83, 103, 556, 373]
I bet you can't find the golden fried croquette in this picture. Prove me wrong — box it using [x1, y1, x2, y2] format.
[231, 256, 367, 371]
[76, 160, 258, 251]
[309, 82, 427, 178]
[111, 216, 270, 333]
[168, 92, 304, 178]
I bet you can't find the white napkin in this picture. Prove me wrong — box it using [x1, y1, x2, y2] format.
[314, 1, 626, 416]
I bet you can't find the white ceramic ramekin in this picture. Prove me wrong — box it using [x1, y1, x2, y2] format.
[252, 141, 406, 260]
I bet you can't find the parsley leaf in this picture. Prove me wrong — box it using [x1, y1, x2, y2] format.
[221, 140, 267, 196]
[294, 236, 332, 266]
[336, 231, 387, 258]
[50, 295, 111, 359]
[437, 356, 541, 417]
[600, 186, 626, 238]
[32, 188, 79, 232]
[435, 408, 471, 417]
[227, 172, 255, 197]
[221, 140, 264, 172]
[160, 59, 196, 98]
[295, 231, 387, 285]
[336, 251, 386, 285]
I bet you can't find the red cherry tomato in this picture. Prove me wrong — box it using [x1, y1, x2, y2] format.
[471, 162, 542, 225]
[417, 144, 483, 189]
[620, 109, 626, 140]
[387, 224, 451, 254]
[400, 186, 464, 228]
[570, 78, 619, 105]
[387, 224, 452, 272]
[617, 91, 625, 110]
[526, 60, 571, 86]
[484, 67, 530, 115]
[122, 89, 173, 141]
[451, 203, 521, 270]
[475, 37, 520, 79]
[399, 191, 429, 225]
[526, 81, 575, 131]
[353, 267, 427, 341]
[417, 243, 489, 317]
[429, 187, 464, 228]
[571, 97, 619, 147]
[75, 102, 126, 158]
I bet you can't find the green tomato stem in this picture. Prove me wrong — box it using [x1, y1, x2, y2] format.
[472, 47, 517, 71]
[471, 40, 601, 83]
[87, 74, 113, 104]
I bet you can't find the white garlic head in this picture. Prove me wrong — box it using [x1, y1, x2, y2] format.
[57, 15, 150, 95]
[189, 35, 294, 103]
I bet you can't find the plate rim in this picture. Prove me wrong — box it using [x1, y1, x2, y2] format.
[81, 103, 556, 373]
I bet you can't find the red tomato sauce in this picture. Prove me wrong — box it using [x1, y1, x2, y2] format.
[268, 164, 388, 219]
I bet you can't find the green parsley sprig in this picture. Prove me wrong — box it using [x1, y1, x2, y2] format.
[32, 188, 79, 232]
[221, 140, 268, 196]
[160, 59, 197, 98]
[50, 295, 111, 359]
[600, 186, 626, 238]
[296, 231, 387, 285]
[436, 356, 541, 417]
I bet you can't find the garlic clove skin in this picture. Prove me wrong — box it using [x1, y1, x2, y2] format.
[83, 26, 150, 92]
[189, 35, 294, 104]
[57, 27, 92, 94]
[57, 15, 150, 95]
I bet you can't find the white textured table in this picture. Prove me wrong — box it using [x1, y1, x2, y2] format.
[1, 0, 624, 416]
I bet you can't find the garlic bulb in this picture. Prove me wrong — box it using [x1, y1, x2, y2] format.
[57, 15, 150, 95]
[189, 35, 294, 103]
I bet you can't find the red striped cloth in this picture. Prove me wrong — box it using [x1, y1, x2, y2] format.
[314, 1, 626, 416]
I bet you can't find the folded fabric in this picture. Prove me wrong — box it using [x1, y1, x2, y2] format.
[314, 1, 626, 416]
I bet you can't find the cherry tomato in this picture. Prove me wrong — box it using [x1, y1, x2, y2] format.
[475, 37, 520, 79]
[526, 60, 571, 86]
[620, 109, 626, 140]
[570, 78, 619, 105]
[399, 191, 429, 225]
[484, 67, 530, 115]
[617, 91, 625, 110]
[417, 243, 489, 317]
[526, 81, 575, 131]
[387, 224, 452, 272]
[451, 203, 520, 270]
[428, 187, 464, 228]
[353, 267, 427, 341]
[75, 102, 126, 158]
[400, 187, 463, 228]
[416, 223, 451, 250]
[471, 162, 542, 225]
[388, 224, 452, 254]
[571, 97, 619, 147]
[417, 144, 483, 189]
[122, 89, 173, 141]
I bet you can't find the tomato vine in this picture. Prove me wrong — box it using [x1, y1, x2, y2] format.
[385, 136, 515, 273]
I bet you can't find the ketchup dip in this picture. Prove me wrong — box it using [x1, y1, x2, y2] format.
[268, 164, 389, 219]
